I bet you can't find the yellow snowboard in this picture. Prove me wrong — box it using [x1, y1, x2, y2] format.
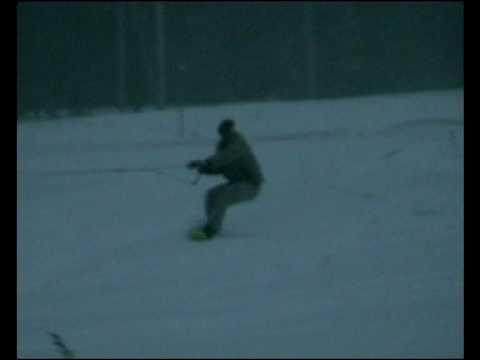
[189, 227, 211, 241]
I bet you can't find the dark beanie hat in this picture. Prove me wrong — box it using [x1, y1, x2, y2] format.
[217, 118, 235, 135]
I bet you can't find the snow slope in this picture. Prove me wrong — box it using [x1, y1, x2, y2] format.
[17, 90, 463, 358]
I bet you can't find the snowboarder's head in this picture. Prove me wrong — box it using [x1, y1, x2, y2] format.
[217, 118, 235, 137]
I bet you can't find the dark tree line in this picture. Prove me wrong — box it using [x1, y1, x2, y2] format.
[17, 2, 463, 120]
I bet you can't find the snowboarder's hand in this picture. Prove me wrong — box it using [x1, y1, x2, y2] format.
[198, 160, 214, 174]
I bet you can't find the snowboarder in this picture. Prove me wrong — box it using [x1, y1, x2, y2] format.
[187, 118, 264, 240]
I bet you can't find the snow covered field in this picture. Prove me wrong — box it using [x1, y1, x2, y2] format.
[17, 90, 463, 358]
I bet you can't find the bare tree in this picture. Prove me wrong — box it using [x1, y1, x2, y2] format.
[116, 2, 127, 110]
[304, 3, 317, 99]
[155, 2, 168, 109]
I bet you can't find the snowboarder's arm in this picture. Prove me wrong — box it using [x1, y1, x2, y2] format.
[198, 159, 221, 175]
[187, 160, 204, 169]
[206, 136, 244, 171]
[188, 134, 246, 174]
[187, 159, 221, 175]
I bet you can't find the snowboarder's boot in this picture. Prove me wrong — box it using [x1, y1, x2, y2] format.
[190, 225, 216, 241]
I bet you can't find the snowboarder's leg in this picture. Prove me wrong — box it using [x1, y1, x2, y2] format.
[205, 183, 226, 221]
[205, 182, 261, 236]
[202, 183, 229, 238]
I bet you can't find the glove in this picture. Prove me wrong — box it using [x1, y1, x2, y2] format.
[198, 160, 214, 174]
[187, 160, 204, 169]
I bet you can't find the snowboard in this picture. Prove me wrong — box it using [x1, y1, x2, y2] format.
[189, 227, 214, 241]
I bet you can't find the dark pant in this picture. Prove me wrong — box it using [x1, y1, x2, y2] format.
[205, 181, 261, 235]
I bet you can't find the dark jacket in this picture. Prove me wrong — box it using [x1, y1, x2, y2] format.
[202, 130, 264, 185]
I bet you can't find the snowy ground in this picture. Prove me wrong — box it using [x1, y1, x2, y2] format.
[17, 90, 464, 358]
